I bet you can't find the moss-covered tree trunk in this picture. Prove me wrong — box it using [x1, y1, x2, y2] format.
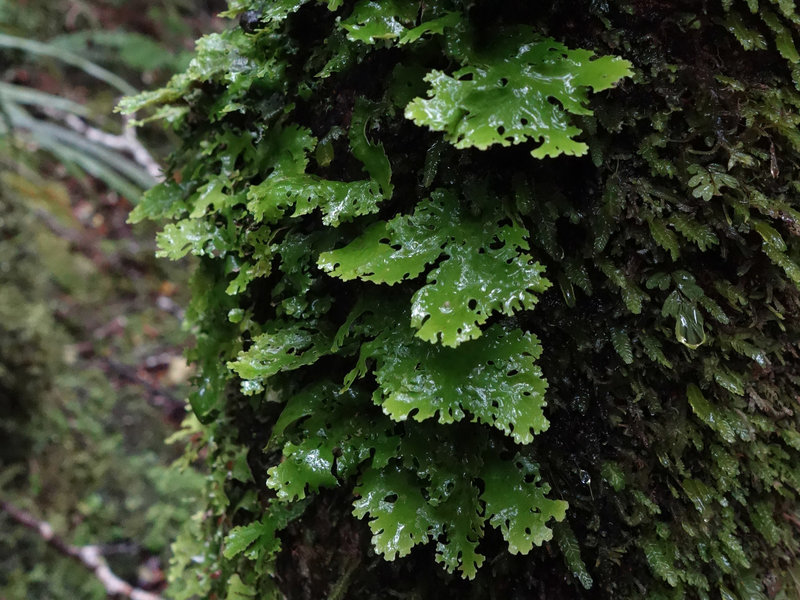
[126, 1, 800, 598]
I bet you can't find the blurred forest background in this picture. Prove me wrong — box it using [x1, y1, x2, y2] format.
[0, 1, 223, 597]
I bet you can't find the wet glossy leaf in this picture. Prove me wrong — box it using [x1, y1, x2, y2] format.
[247, 118, 390, 226]
[754, 219, 787, 251]
[129, 180, 187, 223]
[317, 201, 444, 285]
[762, 9, 800, 63]
[399, 12, 461, 45]
[432, 482, 485, 579]
[598, 259, 648, 314]
[749, 501, 782, 546]
[687, 164, 738, 201]
[349, 99, 394, 198]
[189, 178, 235, 219]
[601, 462, 626, 492]
[642, 538, 679, 587]
[482, 455, 568, 554]
[639, 333, 673, 368]
[268, 440, 338, 501]
[339, 0, 459, 46]
[410, 228, 548, 346]
[762, 242, 800, 284]
[724, 10, 768, 51]
[341, 0, 419, 43]
[224, 518, 279, 560]
[227, 320, 332, 390]
[320, 191, 550, 346]
[687, 384, 737, 444]
[121, 30, 284, 115]
[267, 383, 399, 501]
[670, 213, 719, 251]
[256, 177, 383, 226]
[357, 324, 548, 444]
[156, 218, 232, 259]
[610, 328, 634, 365]
[406, 31, 632, 158]
[352, 464, 436, 560]
[649, 219, 680, 260]
[714, 368, 744, 396]
[554, 522, 594, 590]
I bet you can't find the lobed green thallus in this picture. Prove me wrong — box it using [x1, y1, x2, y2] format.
[122, 0, 800, 597]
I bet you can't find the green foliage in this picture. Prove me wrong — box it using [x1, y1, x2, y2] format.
[319, 190, 550, 345]
[0, 0, 196, 200]
[0, 169, 203, 599]
[0, 3, 211, 597]
[406, 31, 633, 158]
[127, 0, 800, 597]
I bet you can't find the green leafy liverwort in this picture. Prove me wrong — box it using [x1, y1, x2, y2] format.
[406, 29, 633, 158]
[114, 0, 800, 596]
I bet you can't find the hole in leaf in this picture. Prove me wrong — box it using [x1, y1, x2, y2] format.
[499, 77, 508, 86]
[547, 96, 561, 107]
[384, 493, 398, 503]
[468, 299, 477, 310]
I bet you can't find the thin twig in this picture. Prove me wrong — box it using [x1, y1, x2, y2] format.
[784, 511, 800, 531]
[0, 500, 163, 600]
[62, 113, 163, 181]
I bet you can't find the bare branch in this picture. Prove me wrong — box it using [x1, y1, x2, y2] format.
[1, 500, 164, 600]
[62, 113, 164, 182]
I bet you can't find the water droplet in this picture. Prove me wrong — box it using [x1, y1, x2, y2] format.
[675, 306, 706, 349]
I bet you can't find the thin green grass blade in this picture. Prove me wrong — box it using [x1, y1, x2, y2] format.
[0, 33, 137, 96]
